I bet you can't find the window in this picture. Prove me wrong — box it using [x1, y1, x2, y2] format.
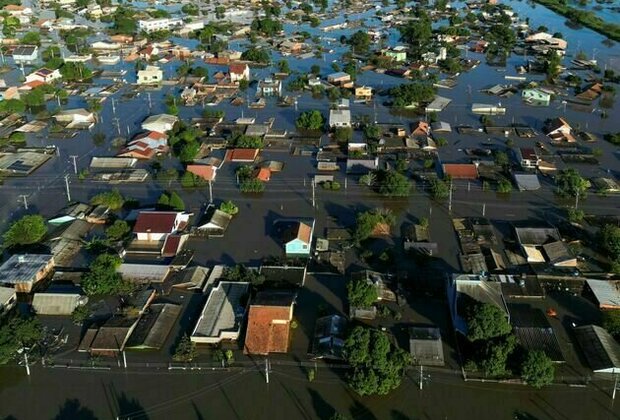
[302, 244, 308, 249]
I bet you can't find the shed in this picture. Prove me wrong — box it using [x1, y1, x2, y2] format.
[31, 293, 87, 315]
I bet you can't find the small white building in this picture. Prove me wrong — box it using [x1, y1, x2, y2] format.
[12, 45, 38, 65]
[329, 109, 352, 128]
[137, 65, 163, 85]
[25, 68, 61, 84]
[229, 63, 250, 83]
[137, 17, 183, 33]
[133, 211, 189, 242]
[141, 114, 178, 133]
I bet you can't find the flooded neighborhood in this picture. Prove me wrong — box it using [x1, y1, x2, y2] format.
[0, 0, 620, 418]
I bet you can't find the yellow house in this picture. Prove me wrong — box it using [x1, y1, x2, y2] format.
[355, 86, 372, 101]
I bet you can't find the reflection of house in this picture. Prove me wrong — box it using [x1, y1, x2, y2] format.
[244, 290, 296, 355]
[191, 281, 250, 344]
[409, 326, 445, 366]
[0, 254, 54, 293]
[137, 65, 163, 85]
[311, 315, 347, 360]
[282, 221, 314, 257]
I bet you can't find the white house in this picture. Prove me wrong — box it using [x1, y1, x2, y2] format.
[53, 108, 96, 129]
[25, 68, 61, 84]
[133, 211, 189, 242]
[257, 77, 282, 96]
[229, 63, 250, 83]
[137, 65, 163, 85]
[12, 45, 38, 65]
[137, 18, 183, 33]
[329, 109, 352, 128]
[141, 114, 178, 133]
[522, 88, 551, 105]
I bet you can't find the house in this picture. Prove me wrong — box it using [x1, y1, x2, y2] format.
[25, 68, 61, 84]
[282, 220, 314, 257]
[411, 121, 431, 137]
[522, 88, 551, 105]
[186, 164, 217, 182]
[244, 290, 296, 355]
[191, 281, 250, 344]
[346, 157, 379, 174]
[0, 287, 16, 317]
[53, 108, 96, 129]
[409, 326, 445, 366]
[91, 41, 121, 50]
[12, 45, 38, 65]
[355, 86, 372, 101]
[576, 82, 604, 101]
[133, 211, 189, 242]
[514, 225, 564, 264]
[442, 163, 479, 180]
[311, 315, 347, 360]
[125, 303, 181, 350]
[0, 254, 54, 293]
[545, 117, 575, 143]
[574, 325, 620, 374]
[329, 109, 351, 128]
[141, 114, 178, 133]
[385, 46, 407, 62]
[517, 148, 540, 170]
[257, 77, 282, 96]
[229, 63, 250, 83]
[196, 205, 233, 234]
[80, 316, 139, 356]
[117, 131, 169, 159]
[351, 270, 396, 302]
[585, 280, 620, 310]
[137, 17, 183, 33]
[137, 65, 163, 85]
[254, 167, 271, 182]
[327, 72, 352, 86]
[225, 148, 259, 163]
[32, 293, 86, 315]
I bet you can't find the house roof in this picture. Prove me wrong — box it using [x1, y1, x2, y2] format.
[586, 280, 620, 309]
[409, 327, 444, 366]
[125, 303, 181, 349]
[312, 315, 347, 360]
[225, 148, 259, 162]
[255, 167, 271, 182]
[514, 225, 561, 246]
[133, 211, 179, 234]
[89, 317, 137, 352]
[191, 281, 250, 341]
[283, 221, 312, 245]
[442, 163, 478, 179]
[0, 286, 16, 305]
[0, 254, 53, 285]
[187, 164, 216, 181]
[32, 293, 85, 315]
[229, 63, 248, 75]
[574, 325, 620, 373]
[244, 292, 295, 355]
[546, 117, 571, 133]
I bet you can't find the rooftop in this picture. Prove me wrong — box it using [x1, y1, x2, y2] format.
[0, 254, 53, 285]
[191, 281, 249, 342]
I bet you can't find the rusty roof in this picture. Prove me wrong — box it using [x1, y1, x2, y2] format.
[442, 163, 479, 180]
[244, 305, 292, 355]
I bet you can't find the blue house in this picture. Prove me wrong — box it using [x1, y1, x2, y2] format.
[283, 220, 314, 257]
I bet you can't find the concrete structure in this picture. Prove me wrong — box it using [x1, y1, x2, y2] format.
[137, 65, 163, 85]
[522, 88, 551, 105]
[257, 77, 282, 96]
[137, 17, 183, 33]
[191, 281, 250, 344]
[25, 68, 61, 84]
[141, 114, 178, 133]
[0, 254, 54, 293]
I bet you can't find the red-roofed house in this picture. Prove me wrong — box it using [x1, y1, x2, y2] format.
[545, 117, 575, 143]
[244, 291, 296, 355]
[133, 211, 189, 241]
[411, 121, 431, 137]
[442, 163, 479, 180]
[254, 167, 271, 182]
[117, 131, 169, 159]
[186, 164, 217, 182]
[229, 63, 250, 83]
[225, 148, 259, 162]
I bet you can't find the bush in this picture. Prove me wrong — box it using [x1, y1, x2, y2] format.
[321, 181, 341, 191]
[105, 220, 130, 242]
[521, 350, 555, 388]
[91, 190, 124, 210]
[173, 335, 196, 362]
[240, 179, 265, 193]
[219, 200, 239, 215]
[496, 179, 512, 194]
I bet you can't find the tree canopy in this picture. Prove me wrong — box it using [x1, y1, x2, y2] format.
[376, 170, 411, 197]
[241, 47, 270, 63]
[555, 168, 590, 199]
[0, 315, 43, 364]
[466, 302, 512, 341]
[222, 264, 264, 285]
[91, 190, 125, 210]
[347, 276, 378, 308]
[389, 83, 436, 108]
[2, 215, 47, 248]
[105, 220, 130, 242]
[353, 209, 395, 243]
[296, 110, 325, 131]
[344, 326, 411, 395]
[520, 350, 555, 388]
[81, 254, 132, 296]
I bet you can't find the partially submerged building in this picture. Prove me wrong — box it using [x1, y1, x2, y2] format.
[0, 254, 54, 293]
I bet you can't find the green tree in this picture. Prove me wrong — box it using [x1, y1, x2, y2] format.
[466, 302, 512, 341]
[2, 215, 47, 248]
[296, 110, 324, 130]
[71, 305, 90, 325]
[222, 264, 264, 285]
[479, 335, 516, 377]
[21, 31, 41, 46]
[105, 220, 130, 242]
[333, 127, 353, 142]
[60, 62, 93, 81]
[344, 326, 411, 396]
[240, 179, 265, 193]
[429, 178, 450, 200]
[377, 170, 411, 197]
[494, 151, 509, 168]
[169, 192, 185, 211]
[91, 190, 124, 210]
[521, 350, 555, 388]
[555, 168, 590, 200]
[0, 98, 26, 114]
[497, 179, 512, 194]
[81, 254, 131, 296]
[173, 335, 197, 362]
[0, 315, 43, 364]
[219, 200, 239, 215]
[600, 225, 620, 273]
[602, 310, 620, 339]
[389, 83, 436, 108]
[277, 59, 290, 74]
[180, 171, 206, 188]
[347, 30, 370, 54]
[545, 51, 562, 81]
[353, 209, 395, 243]
[241, 47, 270, 63]
[347, 276, 378, 307]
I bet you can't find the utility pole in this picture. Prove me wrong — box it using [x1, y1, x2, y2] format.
[482, 203, 486, 217]
[69, 155, 78, 174]
[23, 350, 30, 376]
[448, 179, 453, 213]
[575, 191, 579, 210]
[147, 92, 152, 108]
[19, 195, 28, 210]
[111, 97, 116, 115]
[123, 350, 127, 369]
[311, 179, 316, 208]
[208, 181, 213, 204]
[419, 365, 423, 390]
[613, 374, 619, 400]
[265, 358, 270, 384]
[64, 174, 71, 202]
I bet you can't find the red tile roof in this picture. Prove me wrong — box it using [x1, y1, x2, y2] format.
[244, 305, 292, 355]
[187, 165, 216, 181]
[133, 211, 178, 234]
[442, 163, 479, 180]
[225, 148, 259, 162]
[162, 234, 181, 257]
[229, 63, 248, 75]
[255, 167, 271, 182]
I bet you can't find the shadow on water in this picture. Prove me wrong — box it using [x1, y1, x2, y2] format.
[390, 410, 412, 420]
[116, 392, 149, 420]
[513, 410, 541, 420]
[349, 400, 377, 420]
[190, 401, 204, 420]
[53, 399, 98, 420]
[308, 388, 336, 419]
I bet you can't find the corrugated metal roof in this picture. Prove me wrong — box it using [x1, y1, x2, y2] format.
[32, 293, 85, 315]
[586, 280, 620, 309]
